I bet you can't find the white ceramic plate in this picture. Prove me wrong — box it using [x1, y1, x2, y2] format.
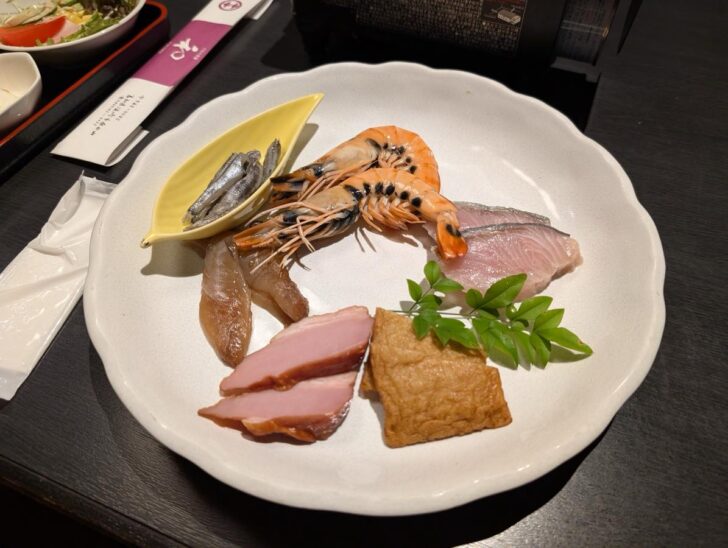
[85, 62, 665, 516]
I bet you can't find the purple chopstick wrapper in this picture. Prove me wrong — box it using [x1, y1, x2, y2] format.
[53, 0, 273, 167]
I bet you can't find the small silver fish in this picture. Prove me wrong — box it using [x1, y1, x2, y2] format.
[183, 153, 247, 223]
[211, 162, 263, 217]
[183, 140, 280, 230]
[261, 139, 281, 181]
[185, 162, 263, 230]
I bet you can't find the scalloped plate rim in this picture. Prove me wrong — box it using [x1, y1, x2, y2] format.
[84, 61, 666, 516]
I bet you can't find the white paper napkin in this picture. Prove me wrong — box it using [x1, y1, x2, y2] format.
[0, 174, 115, 400]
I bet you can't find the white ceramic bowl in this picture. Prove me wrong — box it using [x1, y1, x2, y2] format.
[0, 1, 145, 65]
[0, 52, 41, 134]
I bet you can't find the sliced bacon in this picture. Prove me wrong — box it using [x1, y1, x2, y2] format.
[219, 306, 373, 395]
[199, 371, 358, 442]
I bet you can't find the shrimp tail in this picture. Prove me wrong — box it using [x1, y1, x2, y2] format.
[436, 212, 468, 259]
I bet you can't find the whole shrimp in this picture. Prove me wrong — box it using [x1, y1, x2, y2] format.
[269, 126, 440, 201]
[234, 168, 467, 266]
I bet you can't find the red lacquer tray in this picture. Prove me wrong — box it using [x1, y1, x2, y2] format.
[0, 1, 169, 182]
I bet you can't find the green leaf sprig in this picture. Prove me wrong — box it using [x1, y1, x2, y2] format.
[401, 261, 593, 368]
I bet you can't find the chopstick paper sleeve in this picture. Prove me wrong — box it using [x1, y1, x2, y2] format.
[52, 0, 272, 167]
[0, 174, 115, 401]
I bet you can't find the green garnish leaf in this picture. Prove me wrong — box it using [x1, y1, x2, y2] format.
[424, 261, 441, 285]
[471, 316, 493, 334]
[401, 264, 590, 369]
[412, 315, 430, 339]
[432, 278, 464, 293]
[418, 308, 440, 324]
[450, 328, 480, 350]
[530, 332, 551, 367]
[433, 325, 452, 346]
[488, 321, 519, 360]
[465, 288, 483, 309]
[511, 319, 527, 331]
[481, 331, 518, 368]
[481, 274, 527, 308]
[476, 308, 499, 321]
[511, 329, 536, 365]
[418, 294, 442, 310]
[407, 279, 422, 301]
[511, 296, 553, 322]
[534, 308, 564, 331]
[435, 317, 466, 330]
[538, 327, 593, 355]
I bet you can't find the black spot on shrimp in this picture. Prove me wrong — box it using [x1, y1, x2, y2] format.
[385, 184, 395, 196]
[445, 224, 462, 237]
[366, 138, 381, 151]
[375, 182, 384, 194]
[409, 165, 417, 174]
[411, 196, 422, 208]
[282, 211, 299, 225]
[363, 182, 371, 195]
[399, 191, 410, 201]
[331, 206, 360, 231]
[344, 184, 363, 201]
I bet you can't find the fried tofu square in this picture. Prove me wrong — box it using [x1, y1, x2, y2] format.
[365, 308, 511, 448]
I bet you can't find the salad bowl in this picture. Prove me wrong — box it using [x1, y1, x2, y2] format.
[0, 0, 145, 64]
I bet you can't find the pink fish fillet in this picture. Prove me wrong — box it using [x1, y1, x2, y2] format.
[454, 202, 551, 229]
[199, 371, 358, 442]
[219, 306, 373, 395]
[425, 202, 550, 239]
[438, 223, 583, 300]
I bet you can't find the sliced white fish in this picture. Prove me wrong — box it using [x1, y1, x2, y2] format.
[454, 202, 551, 228]
[437, 223, 582, 300]
[425, 202, 550, 239]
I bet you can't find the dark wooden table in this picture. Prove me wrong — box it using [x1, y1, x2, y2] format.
[1, 0, 726, 545]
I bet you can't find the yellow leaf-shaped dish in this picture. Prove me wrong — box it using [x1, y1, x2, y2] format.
[141, 93, 324, 248]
